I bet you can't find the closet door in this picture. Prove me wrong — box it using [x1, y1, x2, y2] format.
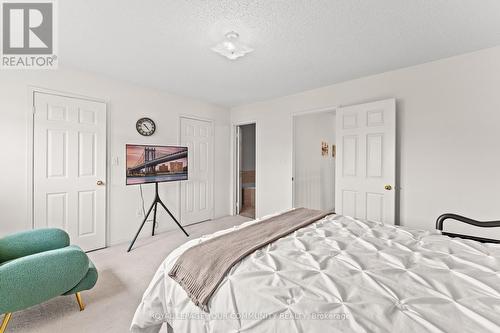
[33, 92, 107, 251]
[180, 117, 214, 224]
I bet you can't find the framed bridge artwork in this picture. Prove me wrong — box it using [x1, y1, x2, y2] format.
[125, 144, 188, 185]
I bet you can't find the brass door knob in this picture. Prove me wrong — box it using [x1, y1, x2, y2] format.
[97, 180, 105, 186]
[384, 185, 392, 191]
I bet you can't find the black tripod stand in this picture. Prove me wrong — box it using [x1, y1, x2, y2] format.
[127, 182, 189, 252]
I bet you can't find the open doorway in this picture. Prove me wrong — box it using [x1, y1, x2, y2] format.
[293, 110, 336, 211]
[235, 123, 256, 219]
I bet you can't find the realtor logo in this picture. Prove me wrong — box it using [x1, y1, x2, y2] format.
[1, 0, 57, 68]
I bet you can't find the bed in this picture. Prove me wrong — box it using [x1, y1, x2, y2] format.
[131, 211, 500, 333]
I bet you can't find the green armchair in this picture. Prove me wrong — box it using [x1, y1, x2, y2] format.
[0, 228, 98, 332]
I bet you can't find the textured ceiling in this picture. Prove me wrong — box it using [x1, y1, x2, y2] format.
[60, 1, 500, 107]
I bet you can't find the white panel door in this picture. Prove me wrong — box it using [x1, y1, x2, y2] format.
[335, 99, 396, 224]
[180, 117, 214, 224]
[33, 92, 106, 251]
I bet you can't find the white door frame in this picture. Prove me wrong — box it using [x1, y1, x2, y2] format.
[27, 86, 109, 248]
[178, 115, 216, 224]
[231, 120, 258, 217]
[235, 125, 242, 215]
[291, 105, 338, 208]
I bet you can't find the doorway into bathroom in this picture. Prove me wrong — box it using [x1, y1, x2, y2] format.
[235, 123, 256, 219]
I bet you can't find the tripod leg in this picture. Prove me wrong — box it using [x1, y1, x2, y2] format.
[158, 200, 189, 237]
[127, 200, 156, 252]
[152, 202, 158, 236]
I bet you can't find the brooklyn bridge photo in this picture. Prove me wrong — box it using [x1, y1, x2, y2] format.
[126, 145, 188, 185]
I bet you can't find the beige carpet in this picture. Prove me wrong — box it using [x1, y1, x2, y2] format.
[5, 215, 251, 333]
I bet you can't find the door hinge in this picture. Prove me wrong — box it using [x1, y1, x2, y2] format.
[32, 106, 36, 114]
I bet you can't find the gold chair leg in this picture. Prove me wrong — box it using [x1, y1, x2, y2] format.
[75, 292, 85, 311]
[0, 313, 12, 333]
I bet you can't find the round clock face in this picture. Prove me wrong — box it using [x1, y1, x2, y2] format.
[136, 117, 156, 136]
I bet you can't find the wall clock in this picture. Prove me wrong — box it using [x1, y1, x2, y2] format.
[136, 117, 156, 136]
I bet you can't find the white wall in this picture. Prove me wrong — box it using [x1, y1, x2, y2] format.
[293, 111, 335, 211]
[231, 46, 500, 238]
[0, 67, 231, 245]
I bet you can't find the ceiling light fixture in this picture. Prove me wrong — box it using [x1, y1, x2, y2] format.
[212, 31, 253, 60]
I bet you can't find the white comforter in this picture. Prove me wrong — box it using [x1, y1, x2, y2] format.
[131, 214, 500, 333]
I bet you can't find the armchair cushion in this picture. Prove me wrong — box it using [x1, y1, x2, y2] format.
[0, 228, 69, 263]
[63, 259, 98, 295]
[0, 245, 88, 313]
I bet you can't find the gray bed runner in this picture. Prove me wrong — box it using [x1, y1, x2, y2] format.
[168, 208, 330, 311]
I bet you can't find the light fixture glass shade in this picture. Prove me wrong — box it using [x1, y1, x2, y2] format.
[212, 31, 253, 60]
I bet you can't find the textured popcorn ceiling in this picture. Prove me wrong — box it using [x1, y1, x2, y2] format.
[60, 0, 500, 107]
